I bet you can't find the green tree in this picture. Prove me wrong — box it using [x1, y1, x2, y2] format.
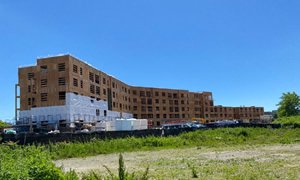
[0, 120, 9, 128]
[277, 92, 300, 117]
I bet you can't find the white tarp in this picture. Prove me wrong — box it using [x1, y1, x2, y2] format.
[101, 119, 148, 131]
[19, 93, 133, 126]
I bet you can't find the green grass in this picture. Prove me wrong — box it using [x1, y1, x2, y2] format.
[273, 115, 300, 126]
[146, 155, 300, 179]
[48, 127, 300, 160]
[0, 127, 299, 179]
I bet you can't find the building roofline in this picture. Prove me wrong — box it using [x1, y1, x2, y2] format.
[37, 53, 71, 60]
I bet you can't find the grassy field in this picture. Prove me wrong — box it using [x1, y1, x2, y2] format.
[0, 127, 300, 179]
[48, 127, 300, 160]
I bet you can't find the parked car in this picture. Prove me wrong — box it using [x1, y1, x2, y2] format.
[3, 128, 17, 135]
[162, 123, 190, 130]
[214, 120, 239, 127]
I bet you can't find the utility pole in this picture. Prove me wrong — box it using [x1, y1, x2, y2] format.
[15, 84, 20, 125]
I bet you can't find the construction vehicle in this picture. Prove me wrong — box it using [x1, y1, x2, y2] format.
[191, 118, 206, 124]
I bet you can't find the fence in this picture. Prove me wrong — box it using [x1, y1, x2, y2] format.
[1, 123, 298, 145]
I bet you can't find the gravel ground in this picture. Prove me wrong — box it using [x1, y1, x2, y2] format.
[55, 144, 300, 177]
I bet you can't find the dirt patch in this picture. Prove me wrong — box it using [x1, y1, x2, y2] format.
[55, 144, 300, 175]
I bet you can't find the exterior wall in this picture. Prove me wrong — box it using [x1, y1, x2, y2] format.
[19, 56, 70, 111]
[130, 87, 216, 126]
[233, 107, 264, 122]
[18, 54, 264, 126]
[209, 106, 235, 122]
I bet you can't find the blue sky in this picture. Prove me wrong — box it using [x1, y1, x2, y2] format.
[1, 0, 300, 121]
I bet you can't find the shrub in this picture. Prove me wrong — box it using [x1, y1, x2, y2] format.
[273, 116, 300, 126]
[0, 144, 69, 180]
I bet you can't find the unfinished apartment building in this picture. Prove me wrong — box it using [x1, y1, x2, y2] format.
[17, 54, 264, 128]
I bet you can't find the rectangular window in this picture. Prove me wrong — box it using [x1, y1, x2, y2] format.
[41, 93, 48, 102]
[28, 85, 31, 93]
[73, 78, 78, 87]
[32, 98, 35, 106]
[141, 98, 146, 104]
[174, 100, 178, 105]
[80, 80, 83, 88]
[32, 85, 36, 93]
[89, 72, 94, 82]
[140, 91, 145, 97]
[147, 98, 152, 105]
[173, 93, 178, 98]
[134, 106, 138, 111]
[90, 84, 95, 94]
[156, 114, 160, 118]
[58, 77, 66, 86]
[140, 114, 147, 119]
[103, 88, 106, 95]
[148, 106, 153, 112]
[40, 65, 47, 72]
[58, 63, 65, 72]
[95, 75, 100, 84]
[155, 92, 159, 96]
[133, 90, 137, 95]
[103, 78, 106, 84]
[41, 79, 48, 87]
[104, 110, 107, 117]
[96, 86, 100, 95]
[80, 67, 83, 75]
[141, 106, 146, 112]
[73, 65, 78, 73]
[96, 109, 100, 116]
[28, 98, 31, 106]
[28, 73, 34, 80]
[146, 91, 152, 97]
[59, 91, 66, 100]
[148, 114, 153, 118]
